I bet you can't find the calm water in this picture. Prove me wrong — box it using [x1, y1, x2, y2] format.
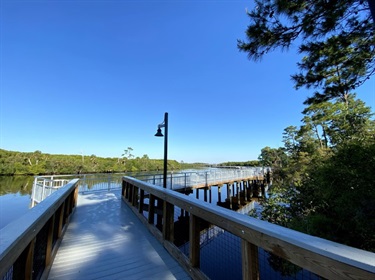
[0, 176, 34, 229]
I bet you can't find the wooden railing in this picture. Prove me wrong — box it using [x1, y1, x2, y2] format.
[122, 176, 375, 280]
[0, 179, 79, 280]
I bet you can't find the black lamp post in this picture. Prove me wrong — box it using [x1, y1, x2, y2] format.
[155, 112, 168, 189]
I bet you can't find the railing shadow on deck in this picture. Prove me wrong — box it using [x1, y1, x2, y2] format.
[122, 176, 375, 280]
[0, 179, 79, 280]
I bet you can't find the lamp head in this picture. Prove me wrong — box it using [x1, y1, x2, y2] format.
[155, 128, 163, 137]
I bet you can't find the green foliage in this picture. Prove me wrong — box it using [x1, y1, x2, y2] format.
[180, 162, 208, 169]
[218, 160, 260, 167]
[0, 149, 193, 175]
[293, 141, 375, 251]
[302, 94, 375, 147]
[238, 0, 375, 105]
[253, 95, 375, 251]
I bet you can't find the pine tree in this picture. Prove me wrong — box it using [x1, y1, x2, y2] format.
[238, 0, 375, 105]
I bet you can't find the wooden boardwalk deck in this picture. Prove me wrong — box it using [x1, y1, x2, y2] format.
[48, 190, 191, 280]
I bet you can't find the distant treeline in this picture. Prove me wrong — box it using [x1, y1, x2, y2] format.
[217, 160, 259, 167]
[0, 149, 208, 175]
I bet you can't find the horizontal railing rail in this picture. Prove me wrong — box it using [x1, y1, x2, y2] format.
[122, 176, 375, 280]
[135, 167, 270, 190]
[0, 179, 79, 280]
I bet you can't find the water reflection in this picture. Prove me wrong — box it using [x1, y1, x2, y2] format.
[0, 176, 34, 229]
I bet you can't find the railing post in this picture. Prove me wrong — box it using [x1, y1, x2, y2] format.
[244, 180, 248, 202]
[13, 239, 35, 279]
[148, 194, 155, 224]
[57, 203, 65, 238]
[132, 186, 138, 207]
[42, 179, 47, 202]
[189, 214, 201, 268]
[237, 182, 240, 207]
[45, 215, 55, 266]
[74, 185, 79, 207]
[31, 177, 37, 207]
[139, 189, 145, 214]
[156, 198, 163, 229]
[127, 183, 133, 202]
[122, 179, 126, 197]
[241, 240, 259, 280]
[228, 184, 233, 209]
[163, 201, 174, 241]
[64, 193, 71, 224]
[83, 174, 86, 192]
[261, 182, 266, 198]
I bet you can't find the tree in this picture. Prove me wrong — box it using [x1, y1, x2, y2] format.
[291, 141, 375, 252]
[238, 0, 375, 105]
[122, 147, 135, 171]
[258, 146, 287, 168]
[302, 94, 375, 146]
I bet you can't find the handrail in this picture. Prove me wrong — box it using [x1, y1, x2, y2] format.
[122, 176, 375, 280]
[31, 177, 71, 207]
[0, 179, 79, 280]
[134, 167, 269, 190]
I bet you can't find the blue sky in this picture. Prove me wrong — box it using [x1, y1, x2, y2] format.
[1, 0, 374, 163]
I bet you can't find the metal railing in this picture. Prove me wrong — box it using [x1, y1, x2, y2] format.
[136, 167, 269, 190]
[31, 168, 269, 205]
[31, 177, 71, 207]
[0, 179, 79, 280]
[121, 176, 375, 280]
[31, 174, 124, 206]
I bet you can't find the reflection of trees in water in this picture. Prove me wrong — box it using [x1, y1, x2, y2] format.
[0, 176, 34, 195]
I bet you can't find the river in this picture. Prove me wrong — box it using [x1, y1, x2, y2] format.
[0, 175, 34, 229]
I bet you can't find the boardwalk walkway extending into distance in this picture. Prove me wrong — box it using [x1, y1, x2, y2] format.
[48, 190, 190, 280]
[31, 167, 270, 205]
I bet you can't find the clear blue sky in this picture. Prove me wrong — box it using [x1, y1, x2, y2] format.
[1, 0, 374, 163]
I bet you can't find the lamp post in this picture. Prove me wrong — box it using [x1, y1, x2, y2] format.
[155, 112, 168, 189]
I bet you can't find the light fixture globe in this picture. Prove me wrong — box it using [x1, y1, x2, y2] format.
[155, 128, 163, 137]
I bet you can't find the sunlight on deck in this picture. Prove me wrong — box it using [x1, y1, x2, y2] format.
[48, 191, 190, 280]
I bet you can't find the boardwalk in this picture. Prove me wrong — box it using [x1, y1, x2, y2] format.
[48, 190, 190, 280]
